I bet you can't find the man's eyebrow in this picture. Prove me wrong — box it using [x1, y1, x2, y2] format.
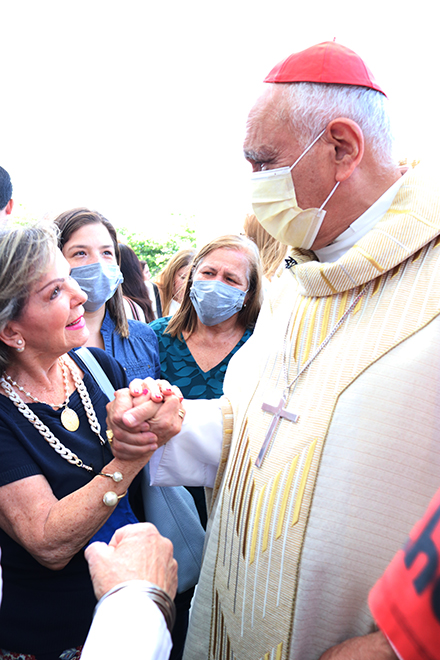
[243, 147, 276, 162]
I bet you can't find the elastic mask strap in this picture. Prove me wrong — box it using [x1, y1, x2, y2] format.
[289, 128, 326, 172]
[319, 181, 340, 212]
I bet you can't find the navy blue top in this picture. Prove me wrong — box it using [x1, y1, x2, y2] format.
[101, 310, 160, 382]
[0, 349, 129, 659]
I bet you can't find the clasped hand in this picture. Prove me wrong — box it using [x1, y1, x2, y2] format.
[106, 378, 184, 461]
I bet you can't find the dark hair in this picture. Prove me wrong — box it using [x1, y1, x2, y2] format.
[166, 235, 263, 339]
[53, 207, 129, 337]
[119, 244, 155, 322]
[0, 166, 12, 211]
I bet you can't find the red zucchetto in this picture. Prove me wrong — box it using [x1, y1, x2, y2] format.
[264, 41, 386, 97]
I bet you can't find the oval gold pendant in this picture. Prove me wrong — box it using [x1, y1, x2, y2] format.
[61, 407, 80, 432]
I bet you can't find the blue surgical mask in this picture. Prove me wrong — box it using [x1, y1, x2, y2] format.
[70, 262, 124, 312]
[189, 280, 247, 326]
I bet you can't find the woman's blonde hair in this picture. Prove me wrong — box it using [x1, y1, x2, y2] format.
[0, 223, 58, 372]
[54, 207, 129, 338]
[154, 248, 196, 317]
[166, 235, 263, 339]
[243, 213, 287, 281]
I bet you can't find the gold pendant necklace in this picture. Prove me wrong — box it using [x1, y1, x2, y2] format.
[0, 356, 107, 470]
[60, 406, 80, 432]
[4, 358, 80, 432]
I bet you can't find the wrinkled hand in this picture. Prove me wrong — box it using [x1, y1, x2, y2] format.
[106, 379, 185, 460]
[106, 388, 162, 461]
[84, 523, 178, 601]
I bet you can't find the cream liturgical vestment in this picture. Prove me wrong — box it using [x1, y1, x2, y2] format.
[182, 170, 440, 660]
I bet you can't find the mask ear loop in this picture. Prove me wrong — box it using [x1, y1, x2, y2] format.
[289, 128, 326, 172]
[319, 181, 340, 212]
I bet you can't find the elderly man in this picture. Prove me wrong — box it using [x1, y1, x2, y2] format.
[109, 42, 440, 660]
[0, 166, 13, 223]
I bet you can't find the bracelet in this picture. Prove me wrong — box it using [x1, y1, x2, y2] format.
[97, 470, 123, 483]
[102, 490, 127, 507]
[96, 580, 176, 632]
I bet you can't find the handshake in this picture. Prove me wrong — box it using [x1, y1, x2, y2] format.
[106, 377, 185, 461]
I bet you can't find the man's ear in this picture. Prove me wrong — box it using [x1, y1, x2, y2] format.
[5, 199, 13, 215]
[325, 118, 364, 182]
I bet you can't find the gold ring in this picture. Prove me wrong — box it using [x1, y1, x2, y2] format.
[178, 409, 185, 420]
[106, 428, 114, 444]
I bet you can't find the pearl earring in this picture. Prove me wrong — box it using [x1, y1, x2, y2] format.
[16, 340, 24, 353]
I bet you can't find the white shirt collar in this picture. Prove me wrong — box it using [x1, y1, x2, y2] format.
[314, 173, 407, 263]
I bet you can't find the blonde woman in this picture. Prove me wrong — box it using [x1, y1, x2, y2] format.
[0, 223, 180, 658]
[243, 213, 288, 284]
[149, 235, 262, 526]
[154, 248, 196, 317]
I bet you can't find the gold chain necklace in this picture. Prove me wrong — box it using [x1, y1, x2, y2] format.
[0, 356, 107, 471]
[4, 358, 80, 432]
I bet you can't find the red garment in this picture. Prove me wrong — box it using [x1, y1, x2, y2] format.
[369, 486, 440, 660]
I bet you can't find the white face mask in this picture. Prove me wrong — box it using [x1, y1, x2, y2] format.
[251, 129, 340, 250]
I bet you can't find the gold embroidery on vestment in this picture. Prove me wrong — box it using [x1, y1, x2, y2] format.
[412, 248, 423, 262]
[319, 266, 338, 293]
[291, 440, 317, 526]
[262, 470, 282, 553]
[236, 460, 252, 535]
[294, 297, 312, 361]
[276, 455, 299, 539]
[275, 642, 283, 660]
[228, 424, 246, 492]
[337, 290, 349, 322]
[353, 296, 364, 315]
[388, 208, 439, 230]
[353, 246, 385, 272]
[231, 443, 249, 513]
[320, 296, 333, 342]
[303, 299, 320, 364]
[250, 484, 267, 564]
[372, 276, 382, 296]
[242, 480, 255, 558]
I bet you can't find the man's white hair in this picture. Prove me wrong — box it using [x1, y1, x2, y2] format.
[276, 82, 395, 168]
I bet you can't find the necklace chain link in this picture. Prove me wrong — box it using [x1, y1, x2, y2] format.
[0, 356, 107, 472]
[4, 358, 70, 409]
[282, 282, 371, 398]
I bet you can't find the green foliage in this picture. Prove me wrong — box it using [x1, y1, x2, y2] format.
[117, 224, 197, 276]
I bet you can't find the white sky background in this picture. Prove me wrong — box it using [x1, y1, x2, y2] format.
[2, 0, 438, 246]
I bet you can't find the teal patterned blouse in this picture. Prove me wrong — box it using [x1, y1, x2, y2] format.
[149, 316, 253, 400]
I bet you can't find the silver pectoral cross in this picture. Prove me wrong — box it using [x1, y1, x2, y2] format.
[255, 395, 299, 468]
